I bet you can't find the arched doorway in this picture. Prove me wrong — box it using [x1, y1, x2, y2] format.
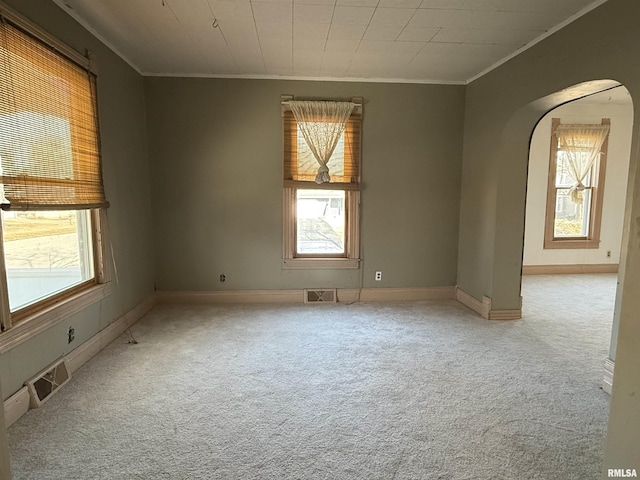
[522, 85, 633, 394]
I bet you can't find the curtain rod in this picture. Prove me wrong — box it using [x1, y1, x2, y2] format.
[281, 96, 363, 115]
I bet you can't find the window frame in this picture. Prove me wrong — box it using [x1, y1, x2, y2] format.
[0, 209, 112, 351]
[281, 96, 362, 270]
[0, 2, 111, 348]
[543, 118, 610, 249]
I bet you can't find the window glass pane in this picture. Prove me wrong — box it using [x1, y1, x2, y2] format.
[556, 150, 593, 187]
[296, 189, 345, 255]
[296, 125, 345, 177]
[2, 210, 94, 312]
[554, 188, 591, 237]
[555, 151, 573, 187]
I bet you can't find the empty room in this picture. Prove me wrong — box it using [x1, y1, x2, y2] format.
[1, 0, 640, 479]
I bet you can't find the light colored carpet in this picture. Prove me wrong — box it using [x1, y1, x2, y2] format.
[8, 274, 616, 479]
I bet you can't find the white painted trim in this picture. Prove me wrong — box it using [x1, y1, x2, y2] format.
[142, 71, 464, 85]
[3, 386, 29, 428]
[339, 286, 455, 303]
[603, 358, 615, 395]
[159, 287, 456, 305]
[455, 287, 522, 320]
[488, 309, 522, 321]
[466, 0, 609, 84]
[158, 290, 304, 304]
[65, 293, 157, 374]
[3, 293, 157, 427]
[522, 264, 618, 275]
[456, 287, 491, 319]
[0, 282, 114, 355]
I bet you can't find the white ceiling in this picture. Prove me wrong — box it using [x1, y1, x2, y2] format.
[52, 0, 607, 84]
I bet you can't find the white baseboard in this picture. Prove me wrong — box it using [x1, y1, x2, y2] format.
[3, 386, 29, 428]
[158, 290, 303, 304]
[456, 287, 491, 318]
[455, 287, 522, 320]
[158, 286, 457, 305]
[522, 264, 618, 275]
[603, 358, 615, 395]
[488, 309, 522, 321]
[4, 293, 157, 427]
[339, 286, 455, 302]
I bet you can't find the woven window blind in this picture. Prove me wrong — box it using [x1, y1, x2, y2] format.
[283, 110, 361, 189]
[0, 19, 107, 210]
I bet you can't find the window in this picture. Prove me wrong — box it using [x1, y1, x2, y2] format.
[282, 97, 362, 269]
[0, 6, 109, 333]
[544, 118, 610, 249]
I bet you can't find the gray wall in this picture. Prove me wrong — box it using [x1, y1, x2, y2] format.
[145, 78, 464, 292]
[457, 0, 640, 471]
[0, 0, 156, 400]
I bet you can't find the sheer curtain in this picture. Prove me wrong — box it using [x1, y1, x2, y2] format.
[289, 101, 354, 184]
[555, 123, 610, 204]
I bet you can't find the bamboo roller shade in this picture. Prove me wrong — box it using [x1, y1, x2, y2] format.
[283, 111, 361, 188]
[0, 19, 107, 210]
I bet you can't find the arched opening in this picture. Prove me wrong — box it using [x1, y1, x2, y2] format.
[522, 84, 633, 395]
[498, 79, 639, 472]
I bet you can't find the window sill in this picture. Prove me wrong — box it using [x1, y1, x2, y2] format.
[0, 282, 114, 354]
[544, 239, 600, 249]
[283, 258, 360, 270]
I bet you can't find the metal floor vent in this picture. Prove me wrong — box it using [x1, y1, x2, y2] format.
[25, 358, 71, 409]
[304, 289, 337, 303]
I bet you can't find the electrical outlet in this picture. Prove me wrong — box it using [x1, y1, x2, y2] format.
[220, 274, 226, 283]
[67, 326, 75, 344]
[375, 271, 382, 281]
[607, 250, 611, 258]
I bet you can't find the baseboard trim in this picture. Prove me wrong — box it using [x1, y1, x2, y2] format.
[4, 293, 157, 427]
[339, 286, 455, 302]
[159, 287, 456, 305]
[456, 287, 491, 319]
[3, 386, 29, 428]
[488, 309, 522, 321]
[522, 264, 618, 275]
[602, 358, 615, 395]
[455, 287, 522, 320]
[66, 293, 157, 374]
[158, 290, 303, 304]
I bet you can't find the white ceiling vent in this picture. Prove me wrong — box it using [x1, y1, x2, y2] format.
[25, 358, 71, 409]
[304, 289, 337, 304]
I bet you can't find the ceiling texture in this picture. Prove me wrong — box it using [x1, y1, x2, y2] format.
[52, 0, 606, 84]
